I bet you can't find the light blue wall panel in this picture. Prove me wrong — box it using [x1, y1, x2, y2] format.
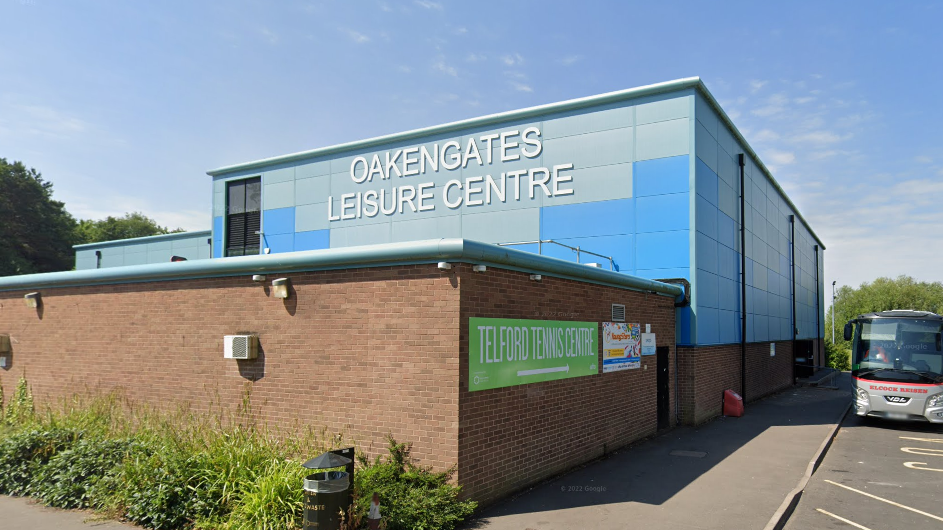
[696, 232, 719, 276]
[696, 307, 720, 345]
[541, 163, 632, 207]
[634, 155, 689, 197]
[198, 244, 211, 260]
[696, 269, 719, 309]
[295, 160, 331, 179]
[717, 212, 736, 250]
[540, 199, 633, 239]
[719, 310, 741, 344]
[330, 220, 391, 248]
[542, 127, 633, 170]
[718, 276, 739, 311]
[462, 208, 539, 244]
[295, 176, 331, 206]
[391, 214, 462, 242]
[695, 121, 719, 174]
[100, 253, 124, 268]
[717, 148, 739, 190]
[263, 181, 295, 210]
[695, 158, 719, 206]
[294, 229, 330, 251]
[213, 191, 225, 217]
[263, 207, 295, 236]
[295, 203, 330, 232]
[636, 193, 689, 233]
[695, 195, 717, 240]
[636, 230, 689, 270]
[717, 180, 737, 220]
[264, 233, 294, 254]
[542, 103, 632, 139]
[717, 244, 737, 281]
[264, 167, 294, 184]
[636, 118, 690, 162]
[124, 252, 147, 266]
[636, 96, 690, 125]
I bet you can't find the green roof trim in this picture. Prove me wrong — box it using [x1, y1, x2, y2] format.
[0, 239, 685, 302]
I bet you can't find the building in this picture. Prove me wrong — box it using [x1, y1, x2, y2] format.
[3, 77, 825, 503]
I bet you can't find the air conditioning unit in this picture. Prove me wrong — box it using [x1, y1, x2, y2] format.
[224, 335, 258, 360]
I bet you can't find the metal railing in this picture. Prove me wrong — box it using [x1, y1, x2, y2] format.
[497, 239, 615, 271]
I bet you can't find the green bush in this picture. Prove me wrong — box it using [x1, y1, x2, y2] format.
[221, 458, 307, 530]
[5, 376, 34, 426]
[825, 341, 851, 371]
[354, 436, 477, 530]
[0, 428, 81, 495]
[33, 437, 136, 509]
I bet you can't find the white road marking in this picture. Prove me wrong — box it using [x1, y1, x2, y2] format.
[904, 462, 943, 473]
[899, 436, 943, 443]
[901, 447, 943, 456]
[815, 509, 873, 530]
[824, 480, 943, 522]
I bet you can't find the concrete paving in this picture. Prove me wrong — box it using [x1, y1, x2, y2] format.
[0, 495, 135, 529]
[468, 375, 851, 530]
[785, 405, 943, 530]
[0, 376, 851, 530]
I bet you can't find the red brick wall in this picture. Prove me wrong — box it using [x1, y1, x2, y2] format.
[0, 266, 461, 470]
[455, 266, 677, 504]
[677, 341, 794, 425]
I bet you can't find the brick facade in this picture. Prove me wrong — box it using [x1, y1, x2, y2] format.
[677, 341, 795, 425]
[0, 262, 678, 506]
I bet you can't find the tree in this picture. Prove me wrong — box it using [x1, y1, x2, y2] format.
[825, 275, 943, 354]
[74, 212, 183, 244]
[0, 158, 78, 275]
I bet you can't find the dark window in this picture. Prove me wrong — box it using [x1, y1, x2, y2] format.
[226, 177, 261, 256]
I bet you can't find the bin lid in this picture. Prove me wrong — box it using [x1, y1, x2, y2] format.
[302, 451, 353, 470]
[304, 471, 350, 493]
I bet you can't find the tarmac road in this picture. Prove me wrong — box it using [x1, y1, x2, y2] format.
[784, 413, 943, 530]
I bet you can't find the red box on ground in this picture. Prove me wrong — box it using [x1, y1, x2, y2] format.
[723, 389, 744, 417]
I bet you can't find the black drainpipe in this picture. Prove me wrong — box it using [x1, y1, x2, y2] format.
[95, 250, 102, 269]
[814, 244, 821, 366]
[739, 154, 747, 400]
[790, 216, 797, 381]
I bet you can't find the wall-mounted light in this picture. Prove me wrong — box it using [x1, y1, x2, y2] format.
[24, 292, 40, 309]
[472, 265, 487, 273]
[252, 274, 267, 282]
[271, 278, 290, 299]
[529, 274, 542, 282]
[437, 262, 452, 271]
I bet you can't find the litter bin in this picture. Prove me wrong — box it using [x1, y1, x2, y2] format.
[302, 450, 353, 530]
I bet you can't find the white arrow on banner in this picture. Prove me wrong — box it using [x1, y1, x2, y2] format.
[517, 365, 569, 377]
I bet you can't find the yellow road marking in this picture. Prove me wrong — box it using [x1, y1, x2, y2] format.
[899, 436, 943, 443]
[824, 480, 943, 522]
[901, 447, 943, 456]
[904, 462, 943, 472]
[815, 509, 873, 530]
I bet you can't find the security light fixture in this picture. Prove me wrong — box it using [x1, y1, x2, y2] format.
[252, 274, 267, 282]
[24, 292, 40, 309]
[437, 262, 452, 271]
[530, 274, 542, 282]
[472, 265, 487, 272]
[271, 278, 290, 299]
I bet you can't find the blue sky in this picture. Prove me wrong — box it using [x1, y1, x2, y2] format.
[2, 1, 941, 293]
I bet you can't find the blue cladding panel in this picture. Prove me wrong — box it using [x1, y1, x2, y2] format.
[695, 158, 719, 206]
[719, 310, 741, 343]
[717, 212, 736, 250]
[294, 229, 330, 251]
[696, 269, 719, 309]
[717, 244, 737, 281]
[636, 193, 689, 233]
[264, 233, 294, 254]
[634, 155, 689, 197]
[696, 232, 718, 275]
[538, 234, 633, 272]
[213, 217, 224, 258]
[263, 208, 295, 236]
[540, 199, 634, 240]
[678, 306, 694, 345]
[718, 276, 739, 311]
[636, 230, 689, 270]
[635, 267, 690, 281]
[697, 307, 720, 345]
[695, 195, 718, 240]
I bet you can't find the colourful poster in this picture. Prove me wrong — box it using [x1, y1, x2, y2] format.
[603, 322, 641, 372]
[469, 317, 599, 391]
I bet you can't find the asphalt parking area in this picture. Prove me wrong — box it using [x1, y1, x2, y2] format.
[785, 413, 943, 530]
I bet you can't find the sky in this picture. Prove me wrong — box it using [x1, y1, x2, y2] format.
[1, 0, 941, 296]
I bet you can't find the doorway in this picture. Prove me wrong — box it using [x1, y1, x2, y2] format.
[657, 346, 670, 430]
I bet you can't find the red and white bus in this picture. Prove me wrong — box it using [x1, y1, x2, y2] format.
[845, 310, 943, 423]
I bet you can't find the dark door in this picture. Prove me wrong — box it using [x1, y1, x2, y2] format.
[657, 346, 670, 430]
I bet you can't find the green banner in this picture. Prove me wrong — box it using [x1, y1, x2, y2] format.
[469, 317, 599, 391]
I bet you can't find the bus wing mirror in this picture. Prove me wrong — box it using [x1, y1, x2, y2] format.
[843, 322, 853, 342]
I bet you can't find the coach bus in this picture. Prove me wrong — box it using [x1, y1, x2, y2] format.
[846, 310, 943, 423]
